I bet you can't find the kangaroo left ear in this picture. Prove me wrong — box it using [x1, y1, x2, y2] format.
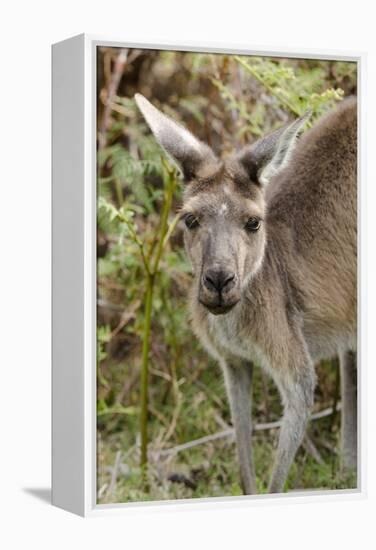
[135, 93, 216, 181]
[238, 111, 311, 186]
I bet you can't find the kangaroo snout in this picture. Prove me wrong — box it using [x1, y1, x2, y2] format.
[199, 266, 240, 315]
[203, 269, 236, 293]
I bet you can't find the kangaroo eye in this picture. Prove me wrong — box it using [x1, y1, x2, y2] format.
[184, 214, 200, 230]
[245, 217, 261, 232]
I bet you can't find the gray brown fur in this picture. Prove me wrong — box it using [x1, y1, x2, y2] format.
[135, 93, 357, 494]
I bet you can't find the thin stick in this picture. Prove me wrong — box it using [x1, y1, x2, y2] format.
[159, 404, 341, 457]
[303, 434, 325, 465]
[151, 162, 177, 274]
[161, 213, 181, 252]
[98, 483, 108, 500]
[139, 163, 178, 489]
[107, 450, 122, 497]
[139, 272, 154, 489]
[117, 211, 151, 276]
[98, 48, 128, 150]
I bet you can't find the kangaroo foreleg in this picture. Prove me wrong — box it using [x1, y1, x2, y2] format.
[222, 360, 256, 494]
[268, 360, 316, 494]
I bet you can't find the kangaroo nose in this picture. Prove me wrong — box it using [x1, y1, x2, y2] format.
[203, 269, 236, 293]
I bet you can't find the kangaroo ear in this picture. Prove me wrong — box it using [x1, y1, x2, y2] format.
[135, 94, 216, 180]
[238, 111, 311, 186]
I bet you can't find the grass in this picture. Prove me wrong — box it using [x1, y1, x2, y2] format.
[97, 358, 357, 504]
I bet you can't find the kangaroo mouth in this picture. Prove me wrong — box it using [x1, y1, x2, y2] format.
[199, 299, 239, 316]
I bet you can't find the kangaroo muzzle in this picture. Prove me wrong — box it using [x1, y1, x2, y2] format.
[199, 265, 240, 315]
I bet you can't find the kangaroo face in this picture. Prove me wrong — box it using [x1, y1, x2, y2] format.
[135, 93, 308, 315]
[181, 161, 266, 315]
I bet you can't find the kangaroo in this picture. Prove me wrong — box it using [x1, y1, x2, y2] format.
[135, 93, 357, 494]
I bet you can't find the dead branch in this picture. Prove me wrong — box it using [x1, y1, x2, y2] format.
[98, 48, 129, 150]
[97, 298, 124, 312]
[303, 434, 325, 465]
[107, 450, 122, 497]
[158, 404, 342, 457]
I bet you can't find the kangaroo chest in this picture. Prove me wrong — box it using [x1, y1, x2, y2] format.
[206, 306, 269, 369]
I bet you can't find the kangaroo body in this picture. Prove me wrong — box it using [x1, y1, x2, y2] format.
[136, 93, 357, 494]
[192, 99, 357, 367]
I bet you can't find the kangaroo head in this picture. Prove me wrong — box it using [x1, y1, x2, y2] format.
[135, 94, 309, 315]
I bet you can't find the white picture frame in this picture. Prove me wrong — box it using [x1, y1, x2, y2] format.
[52, 33, 366, 517]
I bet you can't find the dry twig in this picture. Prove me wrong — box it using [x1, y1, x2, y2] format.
[107, 450, 122, 497]
[99, 48, 129, 150]
[303, 434, 325, 465]
[158, 404, 341, 457]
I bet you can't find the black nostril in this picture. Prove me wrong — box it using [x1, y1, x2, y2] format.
[203, 270, 236, 293]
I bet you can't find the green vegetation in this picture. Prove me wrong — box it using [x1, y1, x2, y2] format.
[96, 48, 357, 504]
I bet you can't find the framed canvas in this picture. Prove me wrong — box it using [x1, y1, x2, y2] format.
[52, 34, 366, 517]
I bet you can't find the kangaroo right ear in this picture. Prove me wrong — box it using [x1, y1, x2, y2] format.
[135, 94, 216, 180]
[238, 111, 311, 186]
